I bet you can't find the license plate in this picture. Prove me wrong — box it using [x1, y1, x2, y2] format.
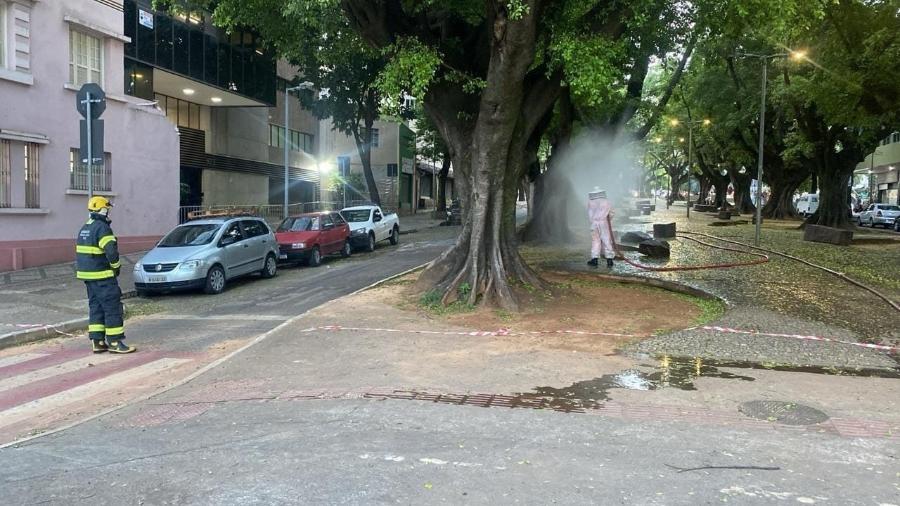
[148, 275, 167, 283]
[278, 254, 288, 260]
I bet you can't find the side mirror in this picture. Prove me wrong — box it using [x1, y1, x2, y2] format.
[373, 215, 382, 222]
[220, 236, 237, 247]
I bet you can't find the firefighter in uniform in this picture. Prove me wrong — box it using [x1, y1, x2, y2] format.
[76, 196, 135, 354]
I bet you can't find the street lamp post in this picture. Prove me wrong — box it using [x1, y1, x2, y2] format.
[670, 118, 711, 218]
[736, 50, 806, 245]
[283, 81, 314, 219]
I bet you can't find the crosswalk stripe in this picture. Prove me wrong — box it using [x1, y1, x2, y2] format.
[0, 353, 48, 369]
[0, 358, 192, 430]
[0, 355, 119, 393]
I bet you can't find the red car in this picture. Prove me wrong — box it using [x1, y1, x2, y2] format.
[275, 211, 351, 266]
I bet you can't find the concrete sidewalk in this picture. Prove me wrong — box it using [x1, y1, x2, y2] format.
[0, 252, 143, 349]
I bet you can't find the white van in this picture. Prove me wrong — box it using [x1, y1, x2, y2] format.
[796, 193, 819, 216]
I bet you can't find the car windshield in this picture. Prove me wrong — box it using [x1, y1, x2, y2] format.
[278, 216, 319, 232]
[158, 224, 220, 247]
[341, 210, 371, 222]
[878, 205, 899, 211]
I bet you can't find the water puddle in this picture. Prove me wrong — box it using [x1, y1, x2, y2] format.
[513, 355, 900, 411]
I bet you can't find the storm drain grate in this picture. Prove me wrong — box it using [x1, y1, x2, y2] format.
[739, 400, 829, 425]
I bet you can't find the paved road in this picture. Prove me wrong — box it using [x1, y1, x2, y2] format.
[0, 227, 457, 446]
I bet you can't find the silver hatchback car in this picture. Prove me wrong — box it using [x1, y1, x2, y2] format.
[133, 216, 279, 295]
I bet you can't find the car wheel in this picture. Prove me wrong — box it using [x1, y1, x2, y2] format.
[308, 246, 322, 267]
[389, 227, 399, 245]
[261, 254, 277, 278]
[340, 240, 351, 258]
[366, 233, 376, 252]
[204, 265, 226, 295]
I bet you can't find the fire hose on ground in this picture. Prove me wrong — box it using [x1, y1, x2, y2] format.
[601, 216, 899, 312]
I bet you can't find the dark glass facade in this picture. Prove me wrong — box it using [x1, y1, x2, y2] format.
[123, 0, 276, 105]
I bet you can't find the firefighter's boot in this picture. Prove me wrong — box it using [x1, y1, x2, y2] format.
[607, 258, 614, 268]
[91, 339, 108, 353]
[587, 258, 599, 267]
[107, 340, 136, 354]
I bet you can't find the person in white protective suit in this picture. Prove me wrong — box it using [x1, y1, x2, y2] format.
[587, 188, 615, 268]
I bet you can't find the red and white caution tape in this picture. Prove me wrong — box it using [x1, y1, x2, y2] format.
[304, 325, 898, 352]
[700, 326, 898, 352]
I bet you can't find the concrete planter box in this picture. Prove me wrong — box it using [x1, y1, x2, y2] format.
[803, 225, 853, 246]
[653, 222, 676, 239]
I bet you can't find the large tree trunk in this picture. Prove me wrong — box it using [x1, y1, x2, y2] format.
[714, 178, 729, 209]
[804, 166, 854, 229]
[353, 90, 382, 206]
[762, 168, 807, 220]
[730, 172, 756, 215]
[417, 1, 552, 310]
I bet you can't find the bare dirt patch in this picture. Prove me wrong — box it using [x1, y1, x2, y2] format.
[389, 270, 704, 355]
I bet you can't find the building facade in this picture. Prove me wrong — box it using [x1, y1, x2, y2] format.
[318, 120, 418, 213]
[855, 131, 900, 205]
[121, 0, 321, 218]
[0, 0, 179, 271]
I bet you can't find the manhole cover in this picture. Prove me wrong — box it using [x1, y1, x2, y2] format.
[739, 400, 829, 425]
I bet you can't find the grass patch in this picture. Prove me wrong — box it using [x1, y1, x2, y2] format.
[418, 289, 476, 316]
[673, 293, 726, 326]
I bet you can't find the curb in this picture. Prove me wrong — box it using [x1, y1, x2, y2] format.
[0, 289, 138, 351]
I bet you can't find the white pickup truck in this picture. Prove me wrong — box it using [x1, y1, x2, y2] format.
[340, 205, 400, 252]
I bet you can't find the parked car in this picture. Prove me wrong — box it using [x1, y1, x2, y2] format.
[134, 215, 278, 296]
[858, 203, 900, 228]
[340, 205, 400, 252]
[275, 211, 351, 266]
[795, 193, 819, 217]
[894, 215, 900, 232]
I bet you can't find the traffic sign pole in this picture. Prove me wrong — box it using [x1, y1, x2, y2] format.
[86, 92, 93, 199]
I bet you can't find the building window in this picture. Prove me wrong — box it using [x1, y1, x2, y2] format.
[69, 30, 104, 87]
[387, 163, 398, 177]
[0, 140, 10, 208]
[369, 128, 380, 148]
[269, 124, 313, 153]
[403, 96, 416, 110]
[155, 94, 204, 130]
[892, 132, 900, 144]
[69, 149, 112, 191]
[24, 143, 39, 208]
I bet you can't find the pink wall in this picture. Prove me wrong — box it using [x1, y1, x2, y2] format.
[0, 0, 179, 271]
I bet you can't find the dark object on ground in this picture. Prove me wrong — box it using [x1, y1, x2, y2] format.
[694, 204, 717, 212]
[717, 211, 731, 220]
[448, 199, 463, 226]
[739, 400, 830, 425]
[606, 258, 614, 268]
[804, 224, 853, 246]
[587, 258, 598, 267]
[709, 220, 749, 227]
[653, 222, 676, 239]
[621, 231, 652, 243]
[634, 200, 651, 210]
[638, 239, 671, 258]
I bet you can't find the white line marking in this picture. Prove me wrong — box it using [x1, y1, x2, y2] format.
[0, 355, 119, 393]
[0, 353, 48, 369]
[0, 358, 192, 430]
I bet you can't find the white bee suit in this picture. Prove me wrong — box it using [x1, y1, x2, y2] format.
[588, 197, 615, 260]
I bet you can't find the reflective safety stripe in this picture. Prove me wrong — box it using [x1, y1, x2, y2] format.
[98, 235, 117, 249]
[88, 324, 106, 332]
[76, 270, 115, 280]
[105, 326, 125, 336]
[109, 260, 121, 269]
[76, 245, 105, 255]
[86, 219, 94, 225]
